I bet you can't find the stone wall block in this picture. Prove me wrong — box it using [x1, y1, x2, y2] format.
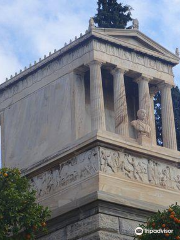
[66, 214, 119, 240]
[119, 218, 142, 237]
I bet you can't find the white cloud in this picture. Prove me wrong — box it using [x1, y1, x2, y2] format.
[0, 0, 97, 82]
[0, 0, 179, 86]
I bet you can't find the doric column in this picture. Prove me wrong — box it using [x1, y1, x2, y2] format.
[136, 75, 151, 126]
[159, 83, 177, 150]
[149, 87, 158, 145]
[111, 67, 129, 136]
[89, 60, 106, 131]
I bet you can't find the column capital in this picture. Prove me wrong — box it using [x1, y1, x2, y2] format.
[149, 86, 159, 98]
[88, 60, 103, 67]
[111, 67, 129, 76]
[135, 74, 153, 84]
[73, 69, 86, 77]
[158, 82, 174, 91]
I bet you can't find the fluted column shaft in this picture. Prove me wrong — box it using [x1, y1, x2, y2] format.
[160, 84, 177, 150]
[137, 76, 151, 126]
[112, 68, 129, 136]
[89, 60, 106, 131]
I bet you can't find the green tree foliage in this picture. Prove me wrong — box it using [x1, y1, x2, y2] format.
[94, 0, 132, 29]
[0, 168, 50, 240]
[172, 86, 180, 151]
[135, 203, 180, 240]
[154, 91, 162, 146]
[154, 86, 180, 151]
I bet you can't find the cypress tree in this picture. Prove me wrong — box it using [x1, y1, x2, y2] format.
[94, 0, 132, 29]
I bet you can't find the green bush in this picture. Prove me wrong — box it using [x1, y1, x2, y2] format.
[0, 168, 50, 240]
[135, 204, 180, 240]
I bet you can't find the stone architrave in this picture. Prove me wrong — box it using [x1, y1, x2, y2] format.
[159, 83, 177, 150]
[89, 60, 106, 131]
[111, 67, 129, 136]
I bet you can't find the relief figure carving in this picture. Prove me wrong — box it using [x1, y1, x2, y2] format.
[99, 147, 179, 191]
[100, 150, 115, 173]
[174, 175, 180, 190]
[147, 160, 158, 185]
[31, 148, 98, 198]
[159, 166, 173, 189]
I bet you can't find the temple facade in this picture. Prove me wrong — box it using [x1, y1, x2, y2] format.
[1, 19, 180, 239]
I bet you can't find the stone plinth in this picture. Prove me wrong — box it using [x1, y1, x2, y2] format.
[37, 200, 148, 240]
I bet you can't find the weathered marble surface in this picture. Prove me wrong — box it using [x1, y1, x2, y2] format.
[31, 147, 180, 202]
[31, 148, 98, 199]
[0, 42, 92, 106]
[37, 212, 141, 240]
[93, 40, 173, 76]
[119, 218, 142, 236]
[99, 147, 180, 190]
[4, 74, 72, 169]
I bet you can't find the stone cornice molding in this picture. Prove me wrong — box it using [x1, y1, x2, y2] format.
[0, 28, 177, 92]
[92, 30, 179, 65]
[21, 130, 180, 177]
[0, 31, 93, 92]
[92, 29, 179, 63]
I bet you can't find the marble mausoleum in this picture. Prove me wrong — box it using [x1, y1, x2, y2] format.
[1, 18, 180, 239]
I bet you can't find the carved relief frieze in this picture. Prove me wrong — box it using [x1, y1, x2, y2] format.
[30, 147, 180, 199]
[99, 147, 180, 191]
[30, 148, 98, 198]
[0, 42, 92, 104]
[93, 40, 173, 76]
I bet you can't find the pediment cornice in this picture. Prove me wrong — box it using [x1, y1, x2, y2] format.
[91, 28, 179, 65]
[1, 27, 178, 91]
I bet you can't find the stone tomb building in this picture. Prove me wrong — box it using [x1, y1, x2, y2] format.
[1, 19, 180, 239]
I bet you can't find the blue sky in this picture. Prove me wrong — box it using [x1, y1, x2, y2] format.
[0, 0, 180, 86]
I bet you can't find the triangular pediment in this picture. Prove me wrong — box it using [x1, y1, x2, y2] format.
[110, 35, 162, 53]
[92, 28, 179, 65]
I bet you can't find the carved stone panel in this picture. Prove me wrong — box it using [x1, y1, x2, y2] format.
[99, 147, 180, 191]
[31, 148, 98, 198]
[31, 147, 180, 200]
